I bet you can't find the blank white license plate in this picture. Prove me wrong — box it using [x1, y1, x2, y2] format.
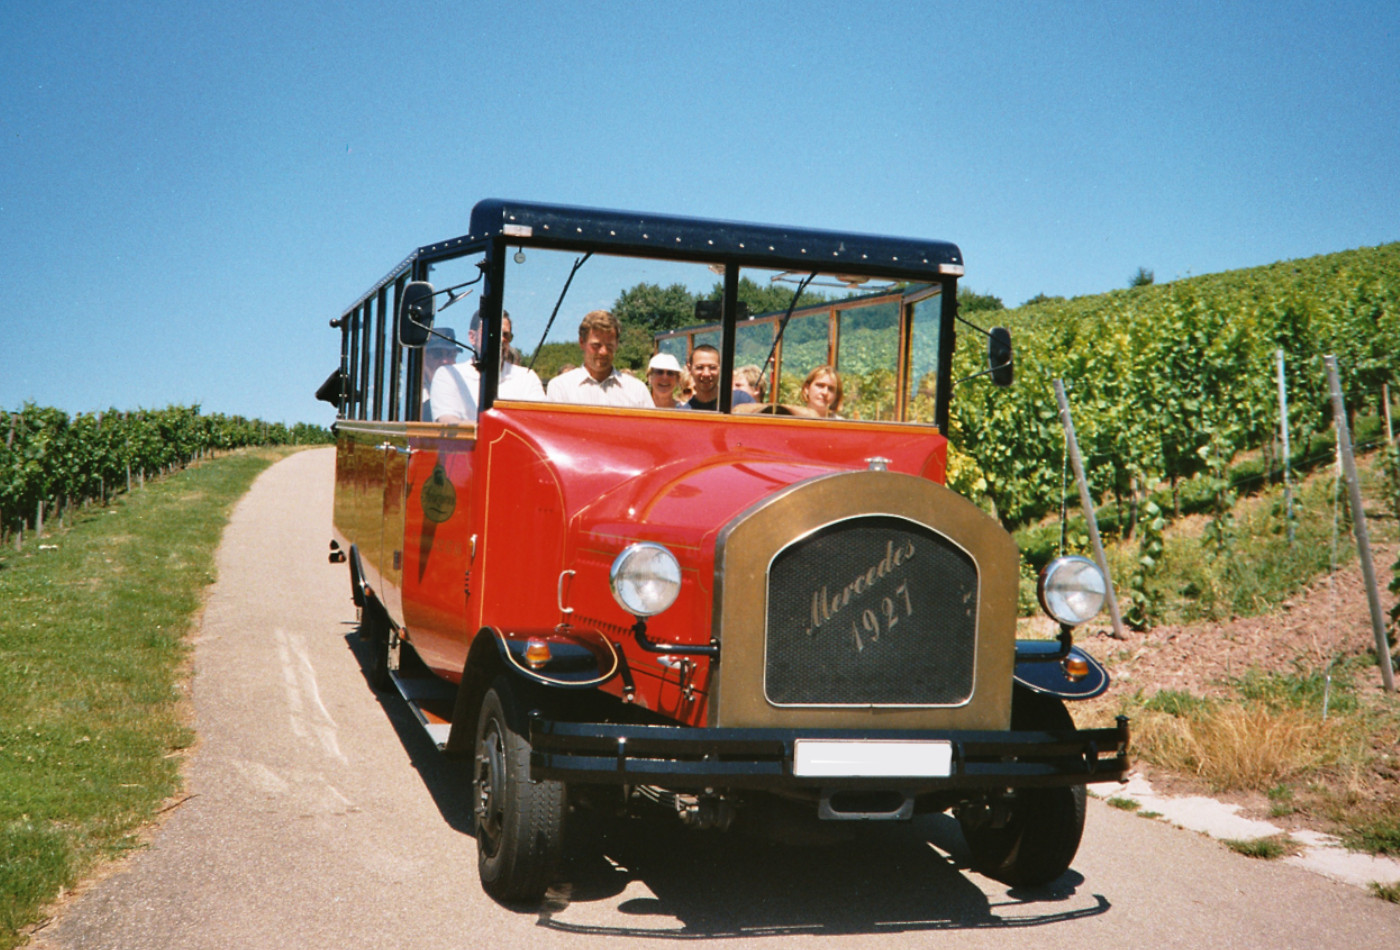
[792, 739, 953, 778]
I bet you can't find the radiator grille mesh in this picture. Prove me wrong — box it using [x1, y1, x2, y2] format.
[765, 516, 977, 706]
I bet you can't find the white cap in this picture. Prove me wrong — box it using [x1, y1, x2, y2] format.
[648, 352, 682, 373]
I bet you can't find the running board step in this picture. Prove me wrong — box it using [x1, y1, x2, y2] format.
[387, 668, 458, 751]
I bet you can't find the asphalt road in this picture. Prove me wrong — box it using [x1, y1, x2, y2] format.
[34, 447, 1400, 949]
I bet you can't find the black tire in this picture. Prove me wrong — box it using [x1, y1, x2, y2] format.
[362, 600, 393, 692]
[472, 675, 566, 904]
[347, 545, 366, 608]
[958, 690, 1087, 887]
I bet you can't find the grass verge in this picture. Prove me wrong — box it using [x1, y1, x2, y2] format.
[0, 447, 290, 948]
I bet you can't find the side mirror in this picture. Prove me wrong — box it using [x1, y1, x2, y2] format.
[988, 326, 1013, 387]
[314, 369, 345, 406]
[398, 281, 437, 347]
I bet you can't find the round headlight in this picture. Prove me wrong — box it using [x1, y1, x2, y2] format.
[609, 542, 682, 617]
[1038, 555, 1107, 626]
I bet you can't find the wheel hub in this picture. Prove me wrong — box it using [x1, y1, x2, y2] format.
[474, 722, 506, 851]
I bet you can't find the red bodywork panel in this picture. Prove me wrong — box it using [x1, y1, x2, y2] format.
[354, 402, 948, 727]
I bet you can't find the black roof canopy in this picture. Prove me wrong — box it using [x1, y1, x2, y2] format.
[414, 198, 964, 281]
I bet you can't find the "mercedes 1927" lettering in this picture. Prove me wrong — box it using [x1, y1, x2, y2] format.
[805, 538, 917, 648]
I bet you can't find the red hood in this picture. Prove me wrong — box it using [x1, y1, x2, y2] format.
[483, 402, 946, 547]
[473, 403, 947, 648]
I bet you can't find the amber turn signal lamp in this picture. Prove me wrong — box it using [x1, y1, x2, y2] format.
[1063, 656, 1090, 681]
[524, 638, 552, 669]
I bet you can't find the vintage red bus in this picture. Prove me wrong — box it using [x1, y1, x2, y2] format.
[321, 199, 1127, 903]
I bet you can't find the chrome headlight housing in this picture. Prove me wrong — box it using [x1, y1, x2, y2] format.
[609, 542, 682, 617]
[1038, 555, 1107, 626]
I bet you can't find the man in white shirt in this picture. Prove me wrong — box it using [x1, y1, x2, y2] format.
[421, 328, 461, 420]
[546, 310, 652, 408]
[429, 311, 545, 423]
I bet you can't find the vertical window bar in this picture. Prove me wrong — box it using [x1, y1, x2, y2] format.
[337, 317, 351, 418]
[361, 302, 375, 420]
[373, 286, 388, 420]
[896, 298, 914, 422]
[825, 305, 840, 369]
[387, 277, 405, 421]
[718, 265, 739, 412]
[935, 280, 957, 434]
[407, 260, 429, 420]
[347, 305, 361, 420]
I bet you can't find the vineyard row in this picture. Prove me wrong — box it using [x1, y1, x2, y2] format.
[946, 242, 1400, 526]
[1, 403, 331, 540]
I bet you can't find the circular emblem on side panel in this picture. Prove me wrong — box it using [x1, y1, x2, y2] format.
[420, 463, 456, 523]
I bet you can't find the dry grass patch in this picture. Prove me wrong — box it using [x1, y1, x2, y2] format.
[1130, 703, 1360, 792]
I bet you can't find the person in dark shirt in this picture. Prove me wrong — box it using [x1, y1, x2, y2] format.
[683, 344, 754, 411]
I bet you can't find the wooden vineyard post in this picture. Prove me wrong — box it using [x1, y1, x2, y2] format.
[1324, 357, 1395, 692]
[1277, 349, 1295, 544]
[1054, 379, 1126, 639]
[1385, 382, 1395, 447]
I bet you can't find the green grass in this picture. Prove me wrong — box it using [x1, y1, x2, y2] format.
[1369, 880, 1400, 904]
[1129, 471, 1361, 625]
[1141, 689, 1216, 718]
[1339, 807, 1400, 856]
[1106, 796, 1141, 811]
[1267, 783, 1296, 818]
[0, 448, 288, 948]
[1222, 834, 1297, 859]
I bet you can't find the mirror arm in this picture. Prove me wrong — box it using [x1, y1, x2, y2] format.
[954, 311, 995, 339]
[952, 363, 1008, 386]
[415, 324, 475, 358]
[954, 362, 1012, 387]
[952, 312, 1014, 387]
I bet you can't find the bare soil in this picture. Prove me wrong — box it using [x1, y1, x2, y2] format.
[1083, 539, 1398, 701]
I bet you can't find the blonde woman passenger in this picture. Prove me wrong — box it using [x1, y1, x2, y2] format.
[800, 365, 843, 418]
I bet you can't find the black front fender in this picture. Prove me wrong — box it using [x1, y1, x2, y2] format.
[488, 624, 621, 689]
[1013, 639, 1109, 699]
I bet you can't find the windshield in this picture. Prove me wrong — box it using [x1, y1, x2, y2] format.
[425, 246, 946, 425]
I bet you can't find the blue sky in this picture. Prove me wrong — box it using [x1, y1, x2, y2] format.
[2, 0, 1396, 425]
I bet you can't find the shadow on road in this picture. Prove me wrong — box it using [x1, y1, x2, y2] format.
[540, 811, 1109, 939]
[344, 631, 1111, 938]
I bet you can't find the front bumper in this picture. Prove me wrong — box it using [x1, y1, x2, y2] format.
[530, 716, 1129, 791]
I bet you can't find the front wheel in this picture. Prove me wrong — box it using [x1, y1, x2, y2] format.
[957, 690, 1087, 886]
[473, 675, 566, 904]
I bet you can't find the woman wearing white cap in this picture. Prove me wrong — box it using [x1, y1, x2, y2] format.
[646, 352, 688, 409]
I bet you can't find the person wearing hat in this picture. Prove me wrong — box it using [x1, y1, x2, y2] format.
[421, 327, 460, 420]
[486, 311, 545, 401]
[646, 352, 688, 409]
